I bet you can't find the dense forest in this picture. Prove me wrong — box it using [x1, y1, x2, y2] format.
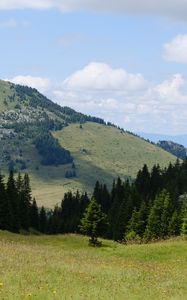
[0, 160, 187, 242]
[158, 140, 187, 160]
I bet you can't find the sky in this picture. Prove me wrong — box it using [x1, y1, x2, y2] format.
[1, 1, 187, 135]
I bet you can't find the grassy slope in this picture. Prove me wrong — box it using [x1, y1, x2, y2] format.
[32, 122, 175, 205]
[31, 122, 176, 207]
[0, 80, 16, 111]
[0, 231, 186, 300]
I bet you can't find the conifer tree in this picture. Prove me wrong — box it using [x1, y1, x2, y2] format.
[93, 181, 111, 213]
[48, 206, 61, 234]
[181, 211, 187, 236]
[181, 198, 187, 237]
[144, 189, 171, 240]
[150, 164, 162, 200]
[30, 198, 39, 230]
[168, 210, 181, 236]
[135, 164, 151, 203]
[125, 201, 148, 241]
[17, 174, 32, 230]
[0, 173, 11, 230]
[6, 171, 20, 233]
[79, 198, 107, 245]
[39, 206, 47, 233]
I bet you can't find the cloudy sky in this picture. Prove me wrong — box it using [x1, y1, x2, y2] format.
[2, 1, 187, 134]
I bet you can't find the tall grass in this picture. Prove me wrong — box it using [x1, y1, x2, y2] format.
[0, 232, 186, 299]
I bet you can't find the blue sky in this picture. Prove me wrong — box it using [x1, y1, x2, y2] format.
[1, 1, 187, 135]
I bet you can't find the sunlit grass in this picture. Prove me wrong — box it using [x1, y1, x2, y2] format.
[0, 231, 186, 299]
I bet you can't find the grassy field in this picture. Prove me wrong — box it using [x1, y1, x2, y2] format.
[8, 122, 177, 208]
[0, 232, 186, 300]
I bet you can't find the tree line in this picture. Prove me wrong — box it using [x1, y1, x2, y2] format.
[0, 160, 187, 243]
[0, 171, 43, 233]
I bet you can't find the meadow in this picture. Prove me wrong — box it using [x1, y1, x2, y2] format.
[0, 231, 186, 299]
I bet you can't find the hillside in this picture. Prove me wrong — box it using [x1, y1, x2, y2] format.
[157, 140, 187, 160]
[0, 79, 177, 207]
[0, 231, 187, 300]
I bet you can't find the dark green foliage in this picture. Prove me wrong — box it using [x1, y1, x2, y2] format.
[6, 171, 20, 232]
[79, 197, 107, 245]
[125, 201, 148, 241]
[18, 174, 32, 230]
[109, 179, 132, 240]
[168, 210, 181, 236]
[158, 140, 187, 160]
[181, 196, 187, 236]
[39, 206, 47, 234]
[1, 159, 187, 242]
[144, 190, 172, 240]
[135, 164, 151, 203]
[30, 199, 39, 231]
[15, 84, 105, 125]
[0, 171, 40, 233]
[65, 169, 76, 178]
[181, 212, 187, 236]
[93, 181, 111, 213]
[34, 132, 73, 166]
[0, 173, 11, 230]
[60, 191, 89, 233]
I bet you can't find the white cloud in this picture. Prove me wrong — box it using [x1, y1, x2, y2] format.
[62, 62, 148, 92]
[1, 0, 187, 21]
[0, 0, 52, 10]
[52, 63, 187, 134]
[6, 75, 51, 93]
[163, 34, 187, 63]
[6, 65, 187, 134]
[155, 74, 187, 103]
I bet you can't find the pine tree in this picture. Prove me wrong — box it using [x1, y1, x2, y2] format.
[150, 164, 162, 200]
[0, 173, 11, 230]
[6, 171, 20, 233]
[30, 198, 39, 230]
[135, 164, 151, 203]
[125, 201, 148, 241]
[144, 189, 171, 240]
[48, 206, 61, 234]
[39, 206, 47, 233]
[181, 212, 187, 236]
[19, 174, 32, 230]
[181, 199, 187, 237]
[168, 210, 181, 236]
[93, 181, 111, 213]
[79, 198, 107, 245]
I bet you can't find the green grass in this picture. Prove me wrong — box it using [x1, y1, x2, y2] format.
[0, 79, 177, 207]
[26, 122, 177, 207]
[1, 122, 177, 208]
[0, 232, 186, 299]
[0, 80, 20, 111]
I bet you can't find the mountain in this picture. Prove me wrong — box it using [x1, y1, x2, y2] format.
[138, 132, 187, 148]
[0, 79, 177, 207]
[157, 140, 187, 160]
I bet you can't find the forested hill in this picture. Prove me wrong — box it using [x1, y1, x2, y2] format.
[0, 80, 105, 124]
[157, 140, 187, 160]
[0, 79, 177, 206]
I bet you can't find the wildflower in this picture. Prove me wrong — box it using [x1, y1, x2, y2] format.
[53, 290, 57, 294]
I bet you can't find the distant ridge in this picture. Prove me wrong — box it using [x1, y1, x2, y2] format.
[0, 79, 177, 206]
